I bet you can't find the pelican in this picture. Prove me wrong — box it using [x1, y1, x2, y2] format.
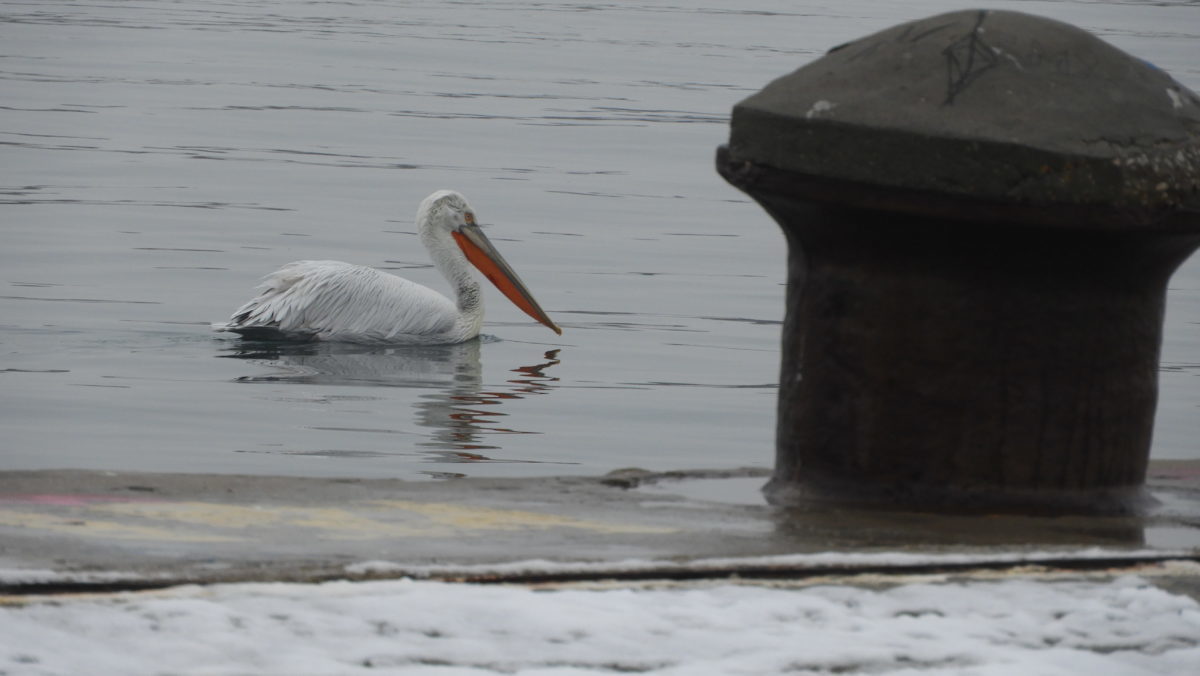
[215, 190, 562, 344]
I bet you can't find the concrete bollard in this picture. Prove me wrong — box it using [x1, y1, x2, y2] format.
[717, 10, 1200, 514]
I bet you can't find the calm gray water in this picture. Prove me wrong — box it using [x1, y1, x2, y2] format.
[2, 0, 1198, 481]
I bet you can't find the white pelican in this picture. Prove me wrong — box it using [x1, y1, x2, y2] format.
[215, 190, 562, 344]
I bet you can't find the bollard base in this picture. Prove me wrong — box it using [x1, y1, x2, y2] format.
[764, 471, 1158, 517]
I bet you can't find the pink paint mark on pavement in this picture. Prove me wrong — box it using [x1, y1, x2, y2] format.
[0, 494, 163, 506]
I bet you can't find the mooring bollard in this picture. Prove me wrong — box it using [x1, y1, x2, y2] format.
[717, 10, 1200, 514]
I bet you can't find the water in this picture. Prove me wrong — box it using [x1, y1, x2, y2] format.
[2, 0, 1198, 481]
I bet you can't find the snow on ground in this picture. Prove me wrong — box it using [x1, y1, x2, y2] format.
[2, 572, 1199, 675]
[345, 548, 1193, 579]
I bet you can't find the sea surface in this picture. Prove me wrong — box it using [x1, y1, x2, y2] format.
[2, 0, 1198, 481]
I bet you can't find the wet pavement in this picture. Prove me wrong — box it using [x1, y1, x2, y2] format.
[1, 462, 1199, 595]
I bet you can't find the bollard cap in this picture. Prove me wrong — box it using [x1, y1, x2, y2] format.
[725, 10, 1200, 226]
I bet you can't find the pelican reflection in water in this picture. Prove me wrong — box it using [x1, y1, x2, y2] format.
[221, 340, 564, 470]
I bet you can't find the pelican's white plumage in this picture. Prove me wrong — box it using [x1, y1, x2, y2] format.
[216, 190, 560, 344]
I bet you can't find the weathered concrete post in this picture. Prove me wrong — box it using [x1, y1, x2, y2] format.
[717, 10, 1200, 513]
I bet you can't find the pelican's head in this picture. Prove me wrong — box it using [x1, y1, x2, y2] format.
[416, 190, 562, 336]
[417, 189, 476, 241]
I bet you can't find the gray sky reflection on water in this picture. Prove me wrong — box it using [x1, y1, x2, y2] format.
[0, 0, 1197, 479]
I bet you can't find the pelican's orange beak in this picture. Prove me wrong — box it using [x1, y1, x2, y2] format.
[452, 223, 562, 336]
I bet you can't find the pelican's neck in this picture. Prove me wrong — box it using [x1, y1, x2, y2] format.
[416, 192, 485, 337]
[423, 226, 484, 327]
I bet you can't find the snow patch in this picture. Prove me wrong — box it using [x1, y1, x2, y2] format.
[346, 548, 1194, 579]
[0, 569, 147, 585]
[805, 99, 837, 119]
[1167, 87, 1185, 109]
[1, 574, 1198, 675]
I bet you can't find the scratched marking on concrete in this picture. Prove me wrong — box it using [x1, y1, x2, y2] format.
[942, 10, 999, 105]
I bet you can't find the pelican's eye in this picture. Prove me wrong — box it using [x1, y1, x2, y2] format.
[464, 212, 476, 225]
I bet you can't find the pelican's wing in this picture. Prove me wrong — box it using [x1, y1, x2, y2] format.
[219, 260, 459, 343]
